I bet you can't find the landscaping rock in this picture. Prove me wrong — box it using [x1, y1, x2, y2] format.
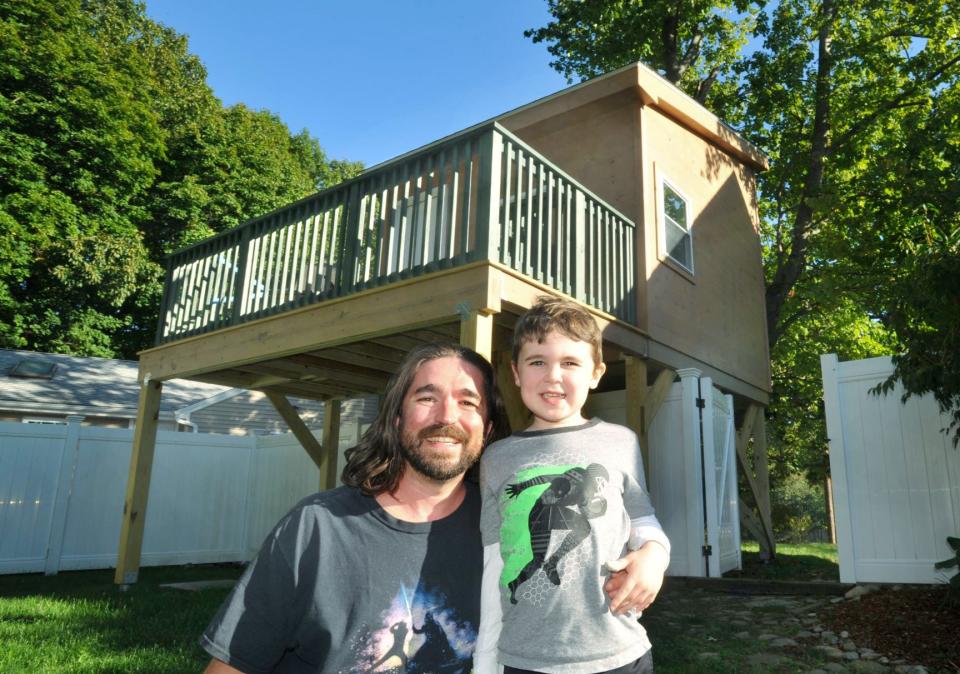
[769, 637, 799, 648]
[850, 661, 891, 674]
[815, 645, 845, 659]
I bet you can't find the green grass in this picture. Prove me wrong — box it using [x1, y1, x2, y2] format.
[727, 542, 840, 582]
[0, 545, 841, 673]
[0, 565, 243, 674]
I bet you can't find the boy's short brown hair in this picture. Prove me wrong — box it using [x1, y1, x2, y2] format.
[512, 296, 604, 367]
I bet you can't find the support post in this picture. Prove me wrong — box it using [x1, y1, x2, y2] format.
[496, 350, 529, 432]
[624, 355, 648, 474]
[459, 309, 495, 363]
[320, 400, 341, 491]
[734, 403, 776, 560]
[115, 379, 163, 586]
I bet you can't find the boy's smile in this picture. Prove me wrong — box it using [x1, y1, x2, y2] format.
[512, 331, 606, 431]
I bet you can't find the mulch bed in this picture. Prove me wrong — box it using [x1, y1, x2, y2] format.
[823, 585, 959, 672]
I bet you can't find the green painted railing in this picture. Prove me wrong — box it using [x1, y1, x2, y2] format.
[156, 123, 636, 344]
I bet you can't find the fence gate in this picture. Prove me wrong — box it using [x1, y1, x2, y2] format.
[584, 368, 741, 577]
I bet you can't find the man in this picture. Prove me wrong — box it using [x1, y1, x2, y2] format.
[202, 343, 653, 673]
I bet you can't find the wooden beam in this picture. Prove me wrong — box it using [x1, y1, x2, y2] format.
[287, 353, 395, 382]
[460, 310, 495, 363]
[265, 392, 325, 470]
[496, 350, 529, 432]
[320, 400, 341, 491]
[115, 379, 162, 586]
[734, 403, 776, 557]
[312, 347, 400, 374]
[624, 356, 648, 473]
[140, 263, 498, 382]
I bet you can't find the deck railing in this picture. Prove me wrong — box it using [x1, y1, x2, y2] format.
[157, 123, 637, 344]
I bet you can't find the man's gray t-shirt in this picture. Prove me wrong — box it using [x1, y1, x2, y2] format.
[479, 419, 657, 673]
[201, 484, 481, 674]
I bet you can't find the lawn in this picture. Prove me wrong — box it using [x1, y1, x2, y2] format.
[0, 545, 840, 673]
[730, 541, 840, 582]
[0, 565, 244, 674]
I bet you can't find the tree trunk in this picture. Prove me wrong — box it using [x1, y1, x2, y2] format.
[765, 0, 836, 350]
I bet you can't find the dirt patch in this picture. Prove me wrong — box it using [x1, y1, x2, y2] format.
[823, 586, 959, 672]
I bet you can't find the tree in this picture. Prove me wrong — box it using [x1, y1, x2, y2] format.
[526, 0, 960, 553]
[525, 0, 760, 106]
[0, 0, 361, 358]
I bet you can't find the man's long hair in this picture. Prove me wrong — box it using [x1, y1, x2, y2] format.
[341, 343, 511, 495]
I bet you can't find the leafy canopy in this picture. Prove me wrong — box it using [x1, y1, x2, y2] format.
[0, 0, 362, 358]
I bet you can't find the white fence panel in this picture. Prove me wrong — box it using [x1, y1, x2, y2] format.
[821, 354, 960, 584]
[0, 422, 66, 573]
[0, 418, 362, 575]
[245, 423, 362, 556]
[584, 368, 726, 578]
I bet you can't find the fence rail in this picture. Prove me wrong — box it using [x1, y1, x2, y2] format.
[158, 123, 637, 344]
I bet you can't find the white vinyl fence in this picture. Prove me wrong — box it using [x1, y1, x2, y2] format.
[584, 368, 741, 578]
[821, 354, 960, 584]
[0, 419, 361, 575]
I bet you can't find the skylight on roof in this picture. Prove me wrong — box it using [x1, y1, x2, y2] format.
[10, 358, 56, 379]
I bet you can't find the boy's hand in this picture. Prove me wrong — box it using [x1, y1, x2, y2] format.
[603, 541, 669, 615]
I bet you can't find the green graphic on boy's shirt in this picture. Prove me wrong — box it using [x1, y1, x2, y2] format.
[498, 464, 579, 588]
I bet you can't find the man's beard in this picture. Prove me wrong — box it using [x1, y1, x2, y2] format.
[399, 423, 482, 481]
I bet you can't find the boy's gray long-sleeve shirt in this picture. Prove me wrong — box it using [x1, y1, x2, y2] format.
[479, 419, 666, 673]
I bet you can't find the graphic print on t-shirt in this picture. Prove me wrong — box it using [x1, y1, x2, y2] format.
[344, 581, 476, 673]
[499, 463, 610, 605]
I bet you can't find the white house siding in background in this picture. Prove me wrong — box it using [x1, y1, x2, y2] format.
[0, 419, 362, 575]
[821, 354, 960, 584]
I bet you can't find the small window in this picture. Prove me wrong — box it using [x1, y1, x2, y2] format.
[659, 180, 694, 273]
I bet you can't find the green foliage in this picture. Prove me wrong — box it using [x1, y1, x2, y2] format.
[526, 0, 960, 461]
[525, 0, 761, 106]
[0, 0, 362, 358]
[934, 536, 960, 603]
[769, 472, 825, 542]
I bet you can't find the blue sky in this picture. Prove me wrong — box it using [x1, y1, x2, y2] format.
[145, 1, 573, 167]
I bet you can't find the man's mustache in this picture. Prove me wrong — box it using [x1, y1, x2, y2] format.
[417, 424, 469, 444]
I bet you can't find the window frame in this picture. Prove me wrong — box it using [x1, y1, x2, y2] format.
[656, 174, 695, 276]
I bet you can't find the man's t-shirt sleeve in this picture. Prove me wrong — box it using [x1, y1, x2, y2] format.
[200, 513, 301, 674]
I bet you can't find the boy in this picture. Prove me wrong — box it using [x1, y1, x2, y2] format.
[475, 296, 670, 674]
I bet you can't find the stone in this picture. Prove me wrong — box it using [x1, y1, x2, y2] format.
[830, 596, 845, 603]
[840, 630, 850, 638]
[734, 631, 751, 639]
[850, 661, 891, 674]
[845, 584, 879, 599]
[697, 652, 720, 661]
[770, 637, 799, 648]
[795, 630, 815, 639]
[820, 630, 837, 641]
[758, 633, 780, 641]
[843, 651, 861, 661]
[815, 645, 845, 659]
[842, 639, 858, 651]
[823, 664, 849, 673]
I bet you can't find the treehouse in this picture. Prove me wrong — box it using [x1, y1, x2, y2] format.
[116, 62, 773, 584]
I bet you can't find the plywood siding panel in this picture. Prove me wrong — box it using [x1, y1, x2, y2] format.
[503, 91, 641, 221]
[641, 107, 769, 394]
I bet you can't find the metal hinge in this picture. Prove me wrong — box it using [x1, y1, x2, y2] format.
[702, 544, 713, 557]
[695, 397, 706, 409]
